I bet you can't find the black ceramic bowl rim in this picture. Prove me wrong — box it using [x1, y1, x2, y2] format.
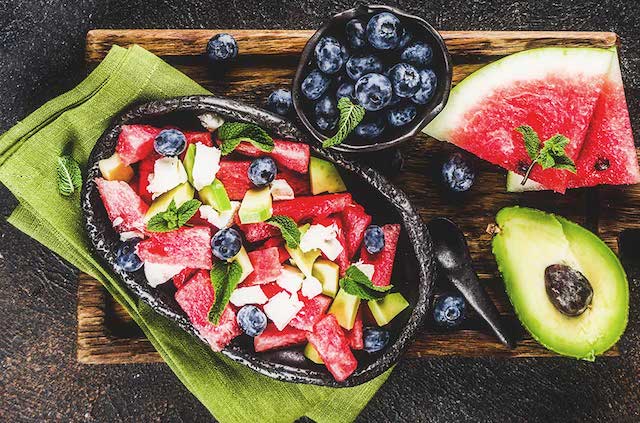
[82, 95, 435, 387]
[292, 4, 453, 153]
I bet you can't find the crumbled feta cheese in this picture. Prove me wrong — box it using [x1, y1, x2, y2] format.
[199, 201, 240, 229]
[276, 265, 305, 293]
[354, 260, 375, 280]
[119, 231, 144, 241]
[112, 216, 124, 227]
[147, 157, 187, 198]
[230, 285, 268, 307]
[192, 142, 221, 191]
[263, 291, 304, 330]
[144, 262, 184, 287]
[270, 179, 295, 201]
[198, 113, 225, 132]
[301, 275, 323, 299]
[300, 223, 344, 261]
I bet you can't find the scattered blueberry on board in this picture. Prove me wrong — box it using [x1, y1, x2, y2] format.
[115, 238, 144, 272]
[206, 33, 239, 64]
[154, 129, 187, 157]
[433, 294, 466, 328]
[237, 305, 268, 337]
[363, 327, 391, 353]
[442, 152, 476, 192]
[211, 228, 243, 260]
[266, 89, 293, 116]
[248, 157, 278, 187]
[364, 225, 385, 254]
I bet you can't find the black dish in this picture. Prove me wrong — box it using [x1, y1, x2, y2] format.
[292, 4, 452, 153]
[81, 96, 435, 387]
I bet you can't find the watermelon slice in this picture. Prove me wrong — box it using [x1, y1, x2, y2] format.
[261, 282, 286, 299]
[425, 48, 615, 193]
[136, 226, 213, 269]
[173, 267, 198, 290]
[307, 314, 358, 382]
[254, 323, 308, 352]
[360, 224, 401, 287]
[241, 247, 283, 285]
[137, 151, 161, 204]
[175, 270, 241, 351]
[289, 295, 332, 331]
[241, 223, 280, 243]
[95, 178, 148, 233]
[262, 237, 291, 263]
[313, 216, 349, 275]
[116, 124, 161, 166]
[233, 139, 310, 173]
[341, 202, 372, 259]
[344, 306, 364, 350]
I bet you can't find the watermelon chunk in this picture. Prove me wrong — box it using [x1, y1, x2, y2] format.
[289, 294, 332, 331]
[241, 247, 283, 285]
[175, 270, 241, 351]
[254, 323, 308, 352]
[262, 237, 291, 263]
[173, 267, 198, 290]
[178, 131, 214, 160]
[116, 124, 161, 166]
[341, 202, 372, 259]
[344, 306, 364, 350]
[136, 226, 213, 269]
[95, 178, 148, 233]
[233, 139, 310, 173]
[278, 167, 311, 196]
[307, 314, 358, 382]
[261, 282, 286, 299]
[241, 223, 280, 243]
[360, 224, 401, 287]
[137, 151, 161, 204]
[313, 216, 349, 275]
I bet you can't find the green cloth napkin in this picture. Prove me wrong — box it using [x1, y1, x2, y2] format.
[0, 45, 390, 423]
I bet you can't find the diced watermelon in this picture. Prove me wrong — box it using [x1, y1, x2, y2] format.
[341, 202, 372, 259]
[360, 224, 401, 287]
[95, 178, 148, 233]
[239, 222, 280, 243]
[262, 238, 291, 263]
[313, 216, 349, 275]
[344, 306, 364, 350]
[116, 124, 161, 166]
[233, 139, 310, 174]
[175, 270, 241, 351]
[278, 167, 311, 196]
[217, 160, 311, 200]
[137, 226, 213, 269]
[254, 323, 308, 352]
[178, 131, 214, 160]
[261, 282, 285, 299]
[173, 267, 198, 290]
[307, 314, 358, 382]
[289, 295, 332, 331]
[241, 247, 283, 285]
[137, 151, 161, 204]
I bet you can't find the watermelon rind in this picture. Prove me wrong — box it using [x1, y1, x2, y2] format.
[506, 171, 546, 192]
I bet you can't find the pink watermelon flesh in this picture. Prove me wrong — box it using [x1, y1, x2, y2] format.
[95, 178, 148, 233]
[313, 215, 349, 275]
[241, 247, 283, 286]
[277, 167, 311, 196]
[217, 160, 310, 200]
[173, 267, 197, 290]
[179, 131, 213, 160]
[241, 223, 280, 243]
[340, 202, 372, 260]
[289, 294, 332, 331]
[175, 270, 241, 352]
[345, 306, 364, 350]
[116, 124, 161, 166]
[307, 314, 358, 382]
[360, 224, 401, 287]
[233, 139, 310, 173]
[137, 151, 161, 204]
[136, 226, 213, 269]
[254, 323, 308, 352]
[262, 237, 291, 263]
[260, 282, 286, 299]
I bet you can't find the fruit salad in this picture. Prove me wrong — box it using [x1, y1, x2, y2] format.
[95, 115, 409, 382]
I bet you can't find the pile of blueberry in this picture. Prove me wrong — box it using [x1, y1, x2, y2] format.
[300, 12, 438, 140]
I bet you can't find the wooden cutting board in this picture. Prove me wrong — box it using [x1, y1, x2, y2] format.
[77, 29, 636, 364]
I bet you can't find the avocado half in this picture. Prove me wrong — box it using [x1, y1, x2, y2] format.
[492, 206, 628, 360]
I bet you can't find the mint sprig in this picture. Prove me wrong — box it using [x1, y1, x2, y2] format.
[217, 122, 274, 155]
[322, 97, 366, 148]
[515, 125, 577, 185]
[57, 155, 82, 197]
[146, 199, 202, 232]
[208, 260, 243, 325]
[266, 215, 301, 248]
[339, 265, 392, 300]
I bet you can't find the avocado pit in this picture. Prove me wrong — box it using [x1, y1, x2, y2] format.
[544, 264, 593, 316]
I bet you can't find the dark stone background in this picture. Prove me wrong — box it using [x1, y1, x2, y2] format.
[1, 1, 640, 421]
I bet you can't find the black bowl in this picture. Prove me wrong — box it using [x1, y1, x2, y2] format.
[292, 4, 452, 153]
[82, 96, 435, 387]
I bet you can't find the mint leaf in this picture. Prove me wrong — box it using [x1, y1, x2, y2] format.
[146, 214, 173, 232]
[57, 155, 82, 197]
[322, 98, 366, 148]
[217, 122, 274, 155]
[266, 215, 301, 248]
[515, 125, 541, 161]
[515, 126, 576, 185]
[146, 199, 200, 232]
[551, 155, 577, 173]
[177, 199, 202, 227]
[208, 260, 243, 325]
[219, 137, 243, 155]
[339, 265, 392, 300]
[218, 122, 248, 140]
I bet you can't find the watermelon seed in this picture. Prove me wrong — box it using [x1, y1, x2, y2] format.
[516, 161, 530, 174]
[595, 158, 610, 171]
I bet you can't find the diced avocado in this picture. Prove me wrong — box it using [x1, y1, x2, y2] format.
[144, 182, 195, 223]
[309, 157, 347, 195]
[238, 187, 273, 224]
[98, 152, 134, 182]
[304, 343, 324, 364]
[183, 143, 196, 184]
[328, 288, 361, 330]
[286, 245, 320, 278]
[231, 246, 254, 284]
[506, 171, 546, 192]
[492, 206, 628, 360]
[312, 259, 340, 298]
[368, 293, 409, 326]
[199, 179, 232, 211]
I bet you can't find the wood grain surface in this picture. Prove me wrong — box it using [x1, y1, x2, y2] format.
[78, 29, 628, 364]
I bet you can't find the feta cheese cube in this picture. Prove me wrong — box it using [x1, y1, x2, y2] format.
[230, 285, 268, 307]
[276, 265, 305, 293]
[144, 262, 184, 287]
[263, 291, 304, 330]
[270, 179, 295, 201]
[192, 143, 221, 191]
[300, 223, 344, 261]
[198, 113, 225, 132]
[147, 157, 188, 198]
[301, 275, 323, 299]
[199, 201, 240, 229]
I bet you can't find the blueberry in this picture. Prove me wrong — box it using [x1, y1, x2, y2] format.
[211, 228, 243, 260]
[266, 89, 292, 116]
[336, 82, 355, 101]
[154, 129, 187, 156]
[237, 305, 268, 337]
[363, 327, 390, 353]
[442, 152, 475, 192]
[248, 157, 278, 187]
[412, 69, 437, 105]
[345, 55, 384, 81]
[354, 73, 393, 112]
[115, 238, 144, 272]
[364, 225, 385, 254]
[401, 42, 433, 68]
[345, 19, 367, 49]
[396, 29, 412, 50]
[314, 94, 339, 131]
[314, 36, 349, 74]
[301, 69, 331, 100]
[388, 63, 421, 98]
[366, 12, 402, 50]
[206, 33, 238, 63]
[355, 113, 385, 139]
[433, 294, 466, 328]
[386, 104, 417, 127]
